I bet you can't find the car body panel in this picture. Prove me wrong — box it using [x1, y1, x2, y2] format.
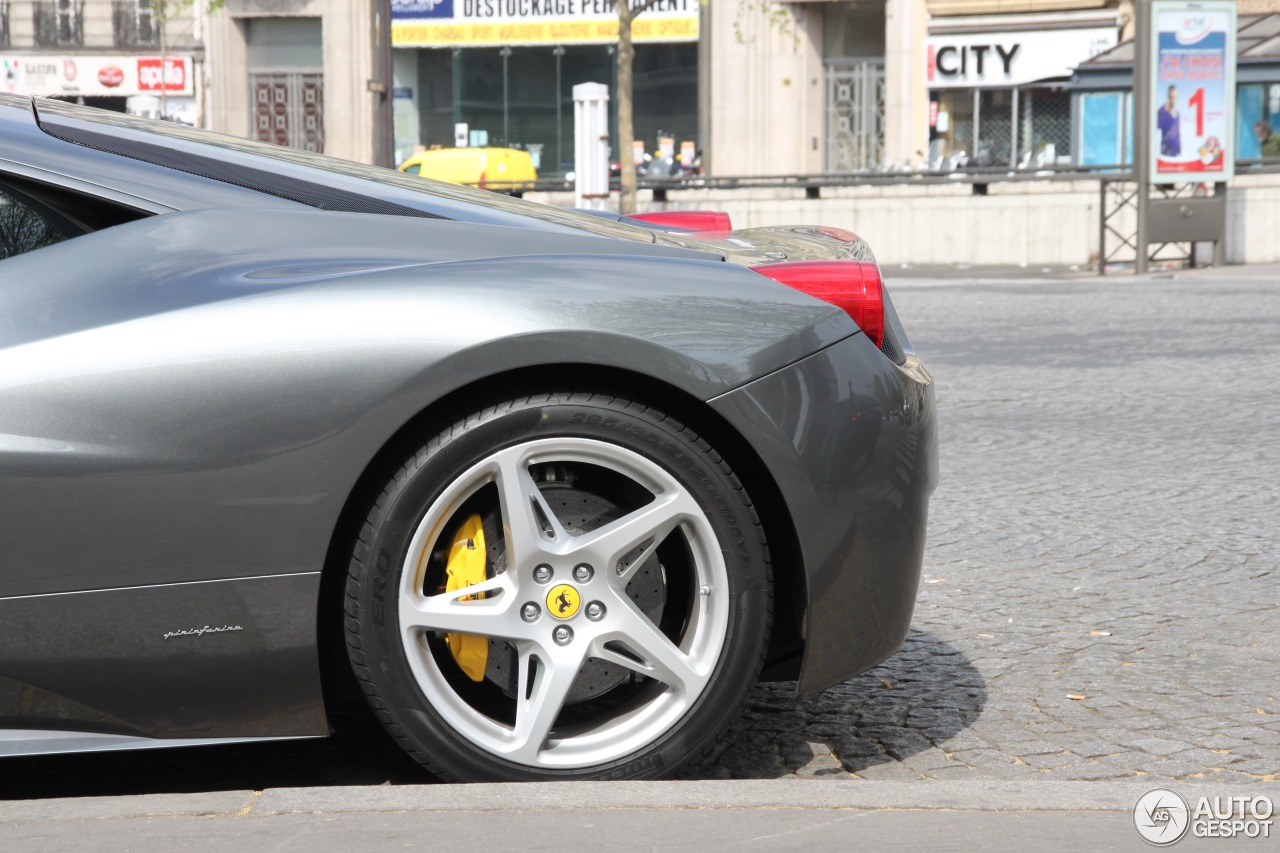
[711, 335, 937, 696]
[0, 574, 327, 741]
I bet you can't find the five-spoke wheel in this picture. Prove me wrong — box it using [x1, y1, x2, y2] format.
[345, 395, 771, 780]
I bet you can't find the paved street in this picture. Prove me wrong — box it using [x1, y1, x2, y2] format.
[0, 264, 1275, 802]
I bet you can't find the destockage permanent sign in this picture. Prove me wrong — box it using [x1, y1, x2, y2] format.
[391, 0, 699, 47]
[1150, 0, 1237, 183]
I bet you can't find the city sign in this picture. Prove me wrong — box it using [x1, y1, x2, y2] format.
[926, 27, 1117, 88]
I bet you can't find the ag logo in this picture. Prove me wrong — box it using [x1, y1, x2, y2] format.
[1134, 788, 1190, 845]
[546, 584, 581, 619]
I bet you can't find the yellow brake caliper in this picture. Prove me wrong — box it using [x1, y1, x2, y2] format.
[444, 514, 489, 682]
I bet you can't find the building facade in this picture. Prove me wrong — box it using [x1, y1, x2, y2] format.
[203, 0, 388, 164]
[0, 0, 203, 122]
[383, 0, 1132, 177]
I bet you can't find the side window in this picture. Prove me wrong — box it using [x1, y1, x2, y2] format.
[0, 185, 72, 261]
[402, 164, 421, 176]
[0, 175, 149, 262]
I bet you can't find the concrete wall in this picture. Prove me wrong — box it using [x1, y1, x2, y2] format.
[530, 172, 1280, 267]
[1226, 176, 1280, 265]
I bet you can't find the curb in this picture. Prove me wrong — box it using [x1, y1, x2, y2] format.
[2, 779, 1277, 824]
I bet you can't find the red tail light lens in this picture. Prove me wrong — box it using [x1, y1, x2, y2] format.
[628, 210, 732, 232]
[751, 261, 884, 349]
[478, 170, 487, 190]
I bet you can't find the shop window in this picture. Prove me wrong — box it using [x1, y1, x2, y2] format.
[1237, 84, 1280, 160]
[1017, 88, 1072, 167]
[1079, 92, 1122, 165]
[932, 86, 1072, 169]
[977, 89, 1013, 166]
[415, 44, 697, 177]
[1076, 90, 1134, 167]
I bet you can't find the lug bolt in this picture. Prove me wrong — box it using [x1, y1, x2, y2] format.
[553, 625, 574, 645]
[573, 563, 594, 583]
[585, 601, 606, 621]
[533, 564, 553, 583]
[521, 603, 540, 622]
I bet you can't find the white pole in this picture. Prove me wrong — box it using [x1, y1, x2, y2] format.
[573, 82, 610, 211]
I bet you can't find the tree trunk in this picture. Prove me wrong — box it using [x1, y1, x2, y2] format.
[614, 0, 637, 214]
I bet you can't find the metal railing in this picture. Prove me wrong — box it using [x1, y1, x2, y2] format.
[473, 158, 1280, 199]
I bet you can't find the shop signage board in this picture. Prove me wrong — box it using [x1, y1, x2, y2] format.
[1, 55, 192, 97]
[1148, 0, 1236, 183]
[926, 27, 1117, 88]
[391, 0, 699, 47]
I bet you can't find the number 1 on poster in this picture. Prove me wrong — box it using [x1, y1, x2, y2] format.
[1189, 87, 1205, 137]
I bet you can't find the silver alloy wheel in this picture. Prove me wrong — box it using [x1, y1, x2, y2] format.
[397, 437, 729, 770]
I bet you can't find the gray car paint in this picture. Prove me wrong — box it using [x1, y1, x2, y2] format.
[710, 337, 937, 695]
[0, 95, 935, 751]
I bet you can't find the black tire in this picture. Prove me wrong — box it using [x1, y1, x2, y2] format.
[344, 393, 771, 781]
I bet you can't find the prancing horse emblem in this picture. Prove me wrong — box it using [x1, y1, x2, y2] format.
[546, 584, 581, 619]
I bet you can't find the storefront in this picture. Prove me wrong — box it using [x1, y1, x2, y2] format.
[1, 54, 195, 121]
[925, 11, 1119, 168]
[391, 0, 700, 174]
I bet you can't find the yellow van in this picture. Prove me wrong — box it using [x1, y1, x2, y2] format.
[398, 148, 537, 194]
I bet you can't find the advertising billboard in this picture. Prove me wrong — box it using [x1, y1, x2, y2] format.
[0, 55, 192, 98]
[1149, 0, 1236, 183]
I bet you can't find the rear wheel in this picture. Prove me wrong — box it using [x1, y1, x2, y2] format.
[344, 394, 771, 780]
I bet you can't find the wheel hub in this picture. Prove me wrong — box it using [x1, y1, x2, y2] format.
[481, 485, 667, 705]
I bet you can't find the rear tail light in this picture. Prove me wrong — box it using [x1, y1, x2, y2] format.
[751, 261, 884, 349]
[628, 210, 732, 232]
[478, 170, 487, 190]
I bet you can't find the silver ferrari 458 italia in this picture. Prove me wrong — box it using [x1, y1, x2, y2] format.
[0, 93, 936, 781]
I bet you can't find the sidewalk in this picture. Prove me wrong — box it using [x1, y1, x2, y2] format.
[2, 780, 1276, 851]
[883, 260, 1280, 282]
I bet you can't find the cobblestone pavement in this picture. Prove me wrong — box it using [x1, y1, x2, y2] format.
[691, 267, 1280, 784]
[0, 268, 1274, 800]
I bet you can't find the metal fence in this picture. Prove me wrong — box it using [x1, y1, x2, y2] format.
[513, 159, 1280, 196]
